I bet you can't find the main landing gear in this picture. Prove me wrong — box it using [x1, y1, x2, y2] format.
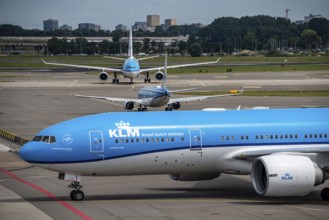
[69, 181, 84, 201]
[138, 104, 147, 111]
[112, 72, 119, 84]
[144, 72, 151, 83]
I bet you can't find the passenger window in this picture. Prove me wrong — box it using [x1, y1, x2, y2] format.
[115, 139, 119, 144]
[181, 137, 184, 142]
[325, 134, 328, 138]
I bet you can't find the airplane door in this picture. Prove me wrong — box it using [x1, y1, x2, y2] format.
[89, 131, 104, 153]
[189, 129, 202, 150]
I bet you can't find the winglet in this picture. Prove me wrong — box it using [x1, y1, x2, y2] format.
[216, 57, 221, 63]
[41, 59, 47, 64]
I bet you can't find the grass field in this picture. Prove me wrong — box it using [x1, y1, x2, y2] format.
[1, 54, 329, 71]
[178, 90, 329, 97]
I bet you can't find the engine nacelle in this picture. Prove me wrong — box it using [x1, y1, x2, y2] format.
[155, 71, 164, 80]
[169, 173, 220, 181]
[124, 101, 134, 110]
[251, 155, 325, 197]
[99, 72, 108, 81]
[172, 102, 181, 110]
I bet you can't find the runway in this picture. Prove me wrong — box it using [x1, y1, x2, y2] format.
[0, 70, 329, 219]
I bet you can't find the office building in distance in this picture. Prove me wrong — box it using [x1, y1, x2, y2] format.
[43, 19, 58, 31]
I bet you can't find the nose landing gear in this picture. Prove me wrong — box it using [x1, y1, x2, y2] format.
[68, 181, 84, 201]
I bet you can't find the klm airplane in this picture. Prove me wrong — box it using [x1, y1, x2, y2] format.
[19, 108, 329, 201]
[42, 30, 220, 84]
[75, 53, 241, 111]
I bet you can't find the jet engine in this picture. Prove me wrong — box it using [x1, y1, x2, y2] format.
[99, 72, 108, 81]
[124, 101, 134, 110]
[155, 71, 164, 80]
[172, 102, 181, 110]
[251, 155, 325, 197]
[169, 173, 220, 181]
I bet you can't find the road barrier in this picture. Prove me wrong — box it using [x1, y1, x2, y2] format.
[0, 128, 29, 147]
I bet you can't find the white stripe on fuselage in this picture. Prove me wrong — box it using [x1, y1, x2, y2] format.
[32, 144, 327, 177]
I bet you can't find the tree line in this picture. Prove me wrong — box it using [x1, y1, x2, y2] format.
[1, 15, 329, 56]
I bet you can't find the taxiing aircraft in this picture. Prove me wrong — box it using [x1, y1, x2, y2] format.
[75, 53, 242, 111]
[19, 107, 329, 201]
[42, 30, 220, 84]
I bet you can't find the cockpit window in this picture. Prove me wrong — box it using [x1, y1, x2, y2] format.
[32, 135, 56, 144]
[50, 136, 56, 143]
[32, 136, 42, 141]
[42, 136, 50, 143]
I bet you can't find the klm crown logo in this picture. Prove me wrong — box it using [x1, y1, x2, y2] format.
[109, 121, 140, 138]
[282, 173, 293, 180]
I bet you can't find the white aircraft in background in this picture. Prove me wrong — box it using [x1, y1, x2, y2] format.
[75, 53, 243, 111]
[42, 30, 220, 84]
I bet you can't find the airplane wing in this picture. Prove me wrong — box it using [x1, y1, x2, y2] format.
[42, 59, 123, 73]
[74, 94, 144, 105]
[168, 86, 244, 104]
[139, 57, 221, 73]
[232, 145, 329, 161]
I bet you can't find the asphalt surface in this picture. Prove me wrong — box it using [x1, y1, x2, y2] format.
[0, 70, 329, 219]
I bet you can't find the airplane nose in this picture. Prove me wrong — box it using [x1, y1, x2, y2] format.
[19, 142, 39, 163]
[19, 143, 31, 162]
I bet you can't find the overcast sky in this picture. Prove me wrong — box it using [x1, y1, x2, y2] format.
[1, 0, 328, 30]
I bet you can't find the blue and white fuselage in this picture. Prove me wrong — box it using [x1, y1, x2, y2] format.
[42, 29, 220, 84]
[19, 108, 329, 200]
[122, 57, 141, 79]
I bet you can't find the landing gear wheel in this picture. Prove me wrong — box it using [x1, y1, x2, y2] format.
[144, 72, 151, 83]
[321, 188, 329, 201]
[70, 190, 85, 201]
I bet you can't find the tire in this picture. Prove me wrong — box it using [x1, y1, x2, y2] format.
[70, 190, 85, 201]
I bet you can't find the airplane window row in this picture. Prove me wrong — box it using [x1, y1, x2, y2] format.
[115, 137, 185, 144]
[220, 133, 328, 141]
[32, 136, 56, 143]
